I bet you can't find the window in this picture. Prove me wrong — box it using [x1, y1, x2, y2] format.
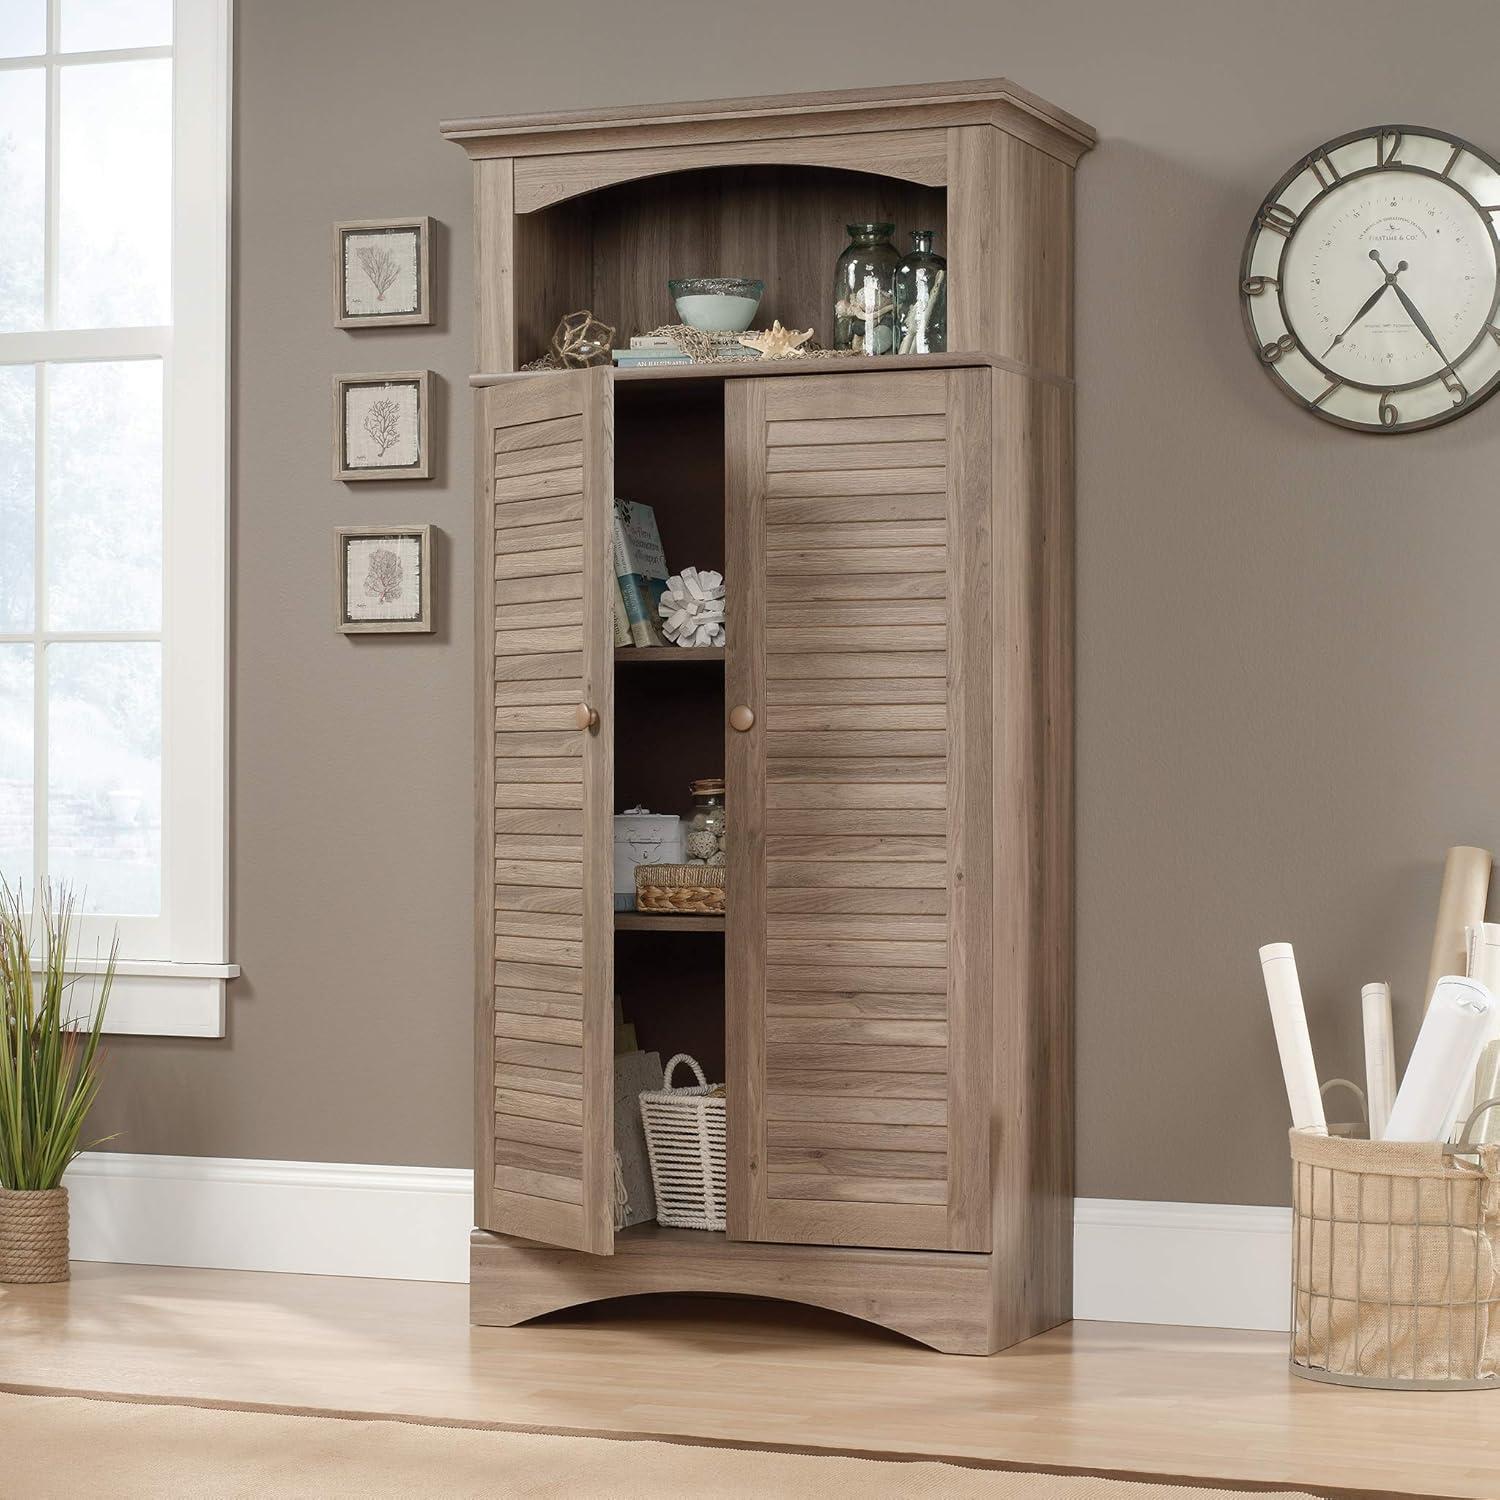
[0, 0, 232, 1035]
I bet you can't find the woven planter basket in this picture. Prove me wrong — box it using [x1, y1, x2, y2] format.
[0, 1186, 70, 1284]
[635, 863, 725, 916]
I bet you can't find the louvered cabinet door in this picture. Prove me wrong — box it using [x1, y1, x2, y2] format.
[726, 368, 993, 1254]
[481, 369, 615, 1255]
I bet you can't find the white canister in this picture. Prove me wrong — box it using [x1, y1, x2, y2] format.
[613, 809, 683, 910]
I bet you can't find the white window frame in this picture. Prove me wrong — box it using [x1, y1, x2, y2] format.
[0, 0, 235, 1036]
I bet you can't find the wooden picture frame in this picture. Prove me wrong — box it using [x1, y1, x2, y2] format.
[333, 370, 431, 481]
[335, 524, 434, 634]
[333, 216, 432, 327]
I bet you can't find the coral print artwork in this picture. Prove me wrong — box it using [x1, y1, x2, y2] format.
[335, 218, 431, 326]
[335, 372, 430, 480]
[337, 527, 434, 634]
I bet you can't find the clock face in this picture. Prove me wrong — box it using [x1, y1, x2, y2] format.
[1240, 127, 1500, 432]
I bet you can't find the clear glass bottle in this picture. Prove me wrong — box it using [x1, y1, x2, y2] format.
[682, 779, 726, 867]
[833, 223, 900, 355]
[895, 229, 947, 354]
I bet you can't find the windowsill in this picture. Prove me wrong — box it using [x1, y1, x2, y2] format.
[34, 959, 238, 1039]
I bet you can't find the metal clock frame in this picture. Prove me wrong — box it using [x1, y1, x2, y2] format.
[1238, 124, 1500, 434]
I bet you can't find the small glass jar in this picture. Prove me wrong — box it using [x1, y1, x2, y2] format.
[895, 229, 947, 354]
[833, 223, 900, 355]
[682, 778, 726, 867]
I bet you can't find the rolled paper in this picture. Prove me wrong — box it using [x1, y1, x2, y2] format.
[1382, 976, 1493, 1142]
[1259, 942, 1326, 1133]
[1462, 922, 1500, 1113]
[1423, 846, 1492, 1013]
[1470, 1040, 1500, 1145]
[1361, 982, 1397, 1140]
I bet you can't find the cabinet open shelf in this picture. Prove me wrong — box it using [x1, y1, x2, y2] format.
[614, 912, 725, 933]
[615, 646, 724, 664]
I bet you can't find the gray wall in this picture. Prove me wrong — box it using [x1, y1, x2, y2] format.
[91, 0, 1500, 1207]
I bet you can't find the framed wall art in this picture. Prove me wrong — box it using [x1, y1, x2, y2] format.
[333, 370, 431, 481]
[335, 525, 434, 634]
[334, 216, 432, 327]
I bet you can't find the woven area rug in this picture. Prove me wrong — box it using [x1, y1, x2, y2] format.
[0, 1388, 1325, 1499]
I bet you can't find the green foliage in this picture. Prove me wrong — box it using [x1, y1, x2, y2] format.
[0, 881, 114, 1191]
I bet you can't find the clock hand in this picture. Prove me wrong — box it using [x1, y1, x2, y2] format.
[1322, 251, 1408, 359]
[1387, 278, 1455, 372]
[1322, 282, 1391, 358]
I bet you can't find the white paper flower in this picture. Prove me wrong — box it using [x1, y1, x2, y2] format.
[658, 566, 726, 647]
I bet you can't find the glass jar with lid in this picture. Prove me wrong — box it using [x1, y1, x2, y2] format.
[682, 779, 726, 866]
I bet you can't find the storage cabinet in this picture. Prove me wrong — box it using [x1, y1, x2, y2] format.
[448, 79, 1093, 1355]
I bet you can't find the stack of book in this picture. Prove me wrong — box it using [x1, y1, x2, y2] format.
[611, 332, 758, 368]
[612, 335, 691, 369]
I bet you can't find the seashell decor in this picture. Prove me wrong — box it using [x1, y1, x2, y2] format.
[738, 320, 814, 360]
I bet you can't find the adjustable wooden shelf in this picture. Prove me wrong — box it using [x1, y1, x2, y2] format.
[444, 78, 1094, 1354]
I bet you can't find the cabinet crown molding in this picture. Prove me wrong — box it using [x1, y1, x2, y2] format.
[439, 76, 1097, 167]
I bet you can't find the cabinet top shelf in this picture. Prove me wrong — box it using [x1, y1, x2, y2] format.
[439, 76, 1096, 165]
[473, 350, 1069, 391]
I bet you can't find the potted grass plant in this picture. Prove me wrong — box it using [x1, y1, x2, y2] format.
[0, 880, 114, 1284]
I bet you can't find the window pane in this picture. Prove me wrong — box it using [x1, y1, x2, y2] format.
[48, 641, 160, 916]
[0, 365, 35, 630]
[46, 359, 162, 631]
[61, 0, 173, 52]
[0, 1, 45, 59]
[0, 645, 33, 895]
[0, 68, 45, 333]
[57, 60, 171, 329]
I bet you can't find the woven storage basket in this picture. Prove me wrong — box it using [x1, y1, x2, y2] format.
[639, 1054, 727, 1230]
[635, 863, 725, 916]
[1289, 1099, 1500, 1390]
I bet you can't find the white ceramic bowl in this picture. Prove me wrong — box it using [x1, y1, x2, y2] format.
[669, 277, 764, 333]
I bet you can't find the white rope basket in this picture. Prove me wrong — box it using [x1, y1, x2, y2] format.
[639, 1054, 727, 1231]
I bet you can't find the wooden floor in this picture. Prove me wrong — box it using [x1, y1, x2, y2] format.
[1, 1263, 1495, 1498]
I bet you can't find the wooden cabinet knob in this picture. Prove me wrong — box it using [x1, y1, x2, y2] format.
[729, 705, 755, 732]
[574, 703, 599, 732]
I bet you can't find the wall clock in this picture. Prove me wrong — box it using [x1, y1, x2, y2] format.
[1240, 126, 1500, 432]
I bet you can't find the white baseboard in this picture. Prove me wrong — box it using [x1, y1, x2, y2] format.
[64, 1154, 1292, 1331]
[1073, 1198, 1291, 1332]
[66, 1153, 473, 1283]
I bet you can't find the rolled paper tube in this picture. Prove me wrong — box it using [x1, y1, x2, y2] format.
[1361, 982, 1397, 1140]
[1259, 942, 1326, 1133]
[1383, 976, 1493, 1142]
[1423, 846, 1492, 1013]
[1462, 922, 1500, 1113]
[1470, 1040, 1500, 1145]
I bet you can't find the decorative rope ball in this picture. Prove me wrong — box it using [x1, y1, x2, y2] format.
[550, 310, 615, 368]
[658, 566, 725, 647]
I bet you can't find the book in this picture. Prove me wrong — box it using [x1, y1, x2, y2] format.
[613, 1048, 664, 1227]
[628, 331, 744, 351]
[612, 499, 669, 646]
[610, 559, 631, 648]
[612, 352, 692, 367]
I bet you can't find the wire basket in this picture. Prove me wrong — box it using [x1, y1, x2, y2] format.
[1289, 1098, 1500, 1390]
[639, 1054, 726, 1230]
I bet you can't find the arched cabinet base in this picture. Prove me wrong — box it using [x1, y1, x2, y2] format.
[471, 1228, 999, 1356]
